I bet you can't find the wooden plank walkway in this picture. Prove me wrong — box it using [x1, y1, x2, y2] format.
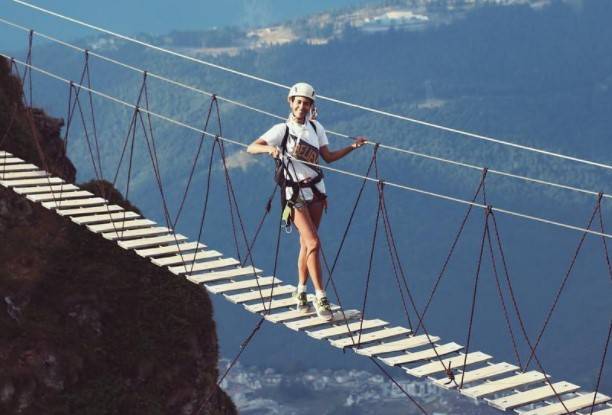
[1, 150, 609, 414]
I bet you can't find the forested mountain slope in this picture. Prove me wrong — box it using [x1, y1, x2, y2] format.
[11, 0, 612, 393]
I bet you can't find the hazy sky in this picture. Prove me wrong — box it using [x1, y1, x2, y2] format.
[1, 0, 371, 51]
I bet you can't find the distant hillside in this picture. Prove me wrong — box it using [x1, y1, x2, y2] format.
[10, 0, 612, 396]
[85, 0, 546, 57]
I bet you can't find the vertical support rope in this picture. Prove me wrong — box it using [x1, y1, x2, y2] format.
[132, 75, 235, 274]
[481, 173, 523, 368]
[25, 29, 33, 107]
[459, 207, 490, 388]
[59, 50, 109, 210]
[414, 168, 488, 334]
[367, 178, 457, 382]
[73, 84, 104, 181]
[121, 109, 138, 241]
[365, 164, 457, 385]
[318, 146, 382, 350]
[62, 81, 75, 157]
[111, 77, 147, 186]
[590, 195, 611, 414]
[597, 192, 612, 281]
[83, 50, 104, 182]
[190, 137, 219, 275]
[139, 72, 175, 229]
[172, 96, 218, 228]
[217, 138, 269, 308]
[372, 146, 416, 331]
[380, 187, 414, 330]
[485, 220, 523, 369]
[356, 180, 383, 347]
[490, 211, 572, 414]
[525, 193, 603, 368]
[221, 140, 242, 263]
[9, 36, 60, 205]
[213, 99, 241, 262]
[590, 320, 611, 415]
[324, 143, 379, 289]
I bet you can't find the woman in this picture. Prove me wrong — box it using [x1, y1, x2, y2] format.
[247, 82, 366, 320]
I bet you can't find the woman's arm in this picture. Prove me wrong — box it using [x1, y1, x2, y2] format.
[319, 136, 367, 163]
[247, 138, 280, 158]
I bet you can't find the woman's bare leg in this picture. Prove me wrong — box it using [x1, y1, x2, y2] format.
[293, 199, 325, 291]
[297, 238, 309, 286]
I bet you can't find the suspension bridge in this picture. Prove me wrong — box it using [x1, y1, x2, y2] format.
[1, 145, 610, 414]
[1, 2, 611, 414]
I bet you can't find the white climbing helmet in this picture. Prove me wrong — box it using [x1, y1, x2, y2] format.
[288, 82, 316, 102]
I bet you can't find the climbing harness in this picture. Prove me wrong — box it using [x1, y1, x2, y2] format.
[275, 120, 325, 233]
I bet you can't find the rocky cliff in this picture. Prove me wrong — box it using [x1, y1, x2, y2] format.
[0, 57, 236, 414]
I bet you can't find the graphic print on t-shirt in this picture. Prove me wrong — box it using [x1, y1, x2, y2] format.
[290, 133, 320, 168]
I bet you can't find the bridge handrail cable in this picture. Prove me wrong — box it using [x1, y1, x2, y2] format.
[9, 0, 612, 174]
[4, 55, 612, 240]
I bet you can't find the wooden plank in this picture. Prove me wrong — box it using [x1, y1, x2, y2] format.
[168, 258, 240, 275]
[434, 362, 518, 389]
[265, 308, 317, 323]
[206, 276, 281, 294]
[151, 250, 222, 267]
[186, 266, 261, 284]
[285, 309, 361, 331]
[406, 352, 491, 378]
[42, 197, 107, 209]
[13, 184, 80, 194]
[71, 211, 140, 225]
[87, 219, 156, 233]
[382, 342, 463, 366]
[0, 177, 64, 187]
[354, 334, 441, 357]
[27, 190, 93, 202]
[244, 296, 309, 314]
[330, 326, 411, 349]
[264, 305, 341, 323]
[308, 319, 388, 340]
[119, 234, 189, 250]
[517, 391, 609, 415]
[225, 285, 295, 304]
[590, 407, 612, 415]
[135, 241, 204, 258]
[488, 381, 580, 411]
[56, 204, 123, 216]
[0, 163, 39, 171]
[0, 151, 11, 157]
[462, 371, 547, 399]
[102, 226, 170, 241]
[0, 157, 24, 164]
[0, 170, 48, 180]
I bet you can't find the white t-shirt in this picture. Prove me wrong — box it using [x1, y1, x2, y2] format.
[260, 118, 329, 201]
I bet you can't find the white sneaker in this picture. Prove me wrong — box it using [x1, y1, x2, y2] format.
[293, 291, 309, 313]
[313, 296, 332, 321]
